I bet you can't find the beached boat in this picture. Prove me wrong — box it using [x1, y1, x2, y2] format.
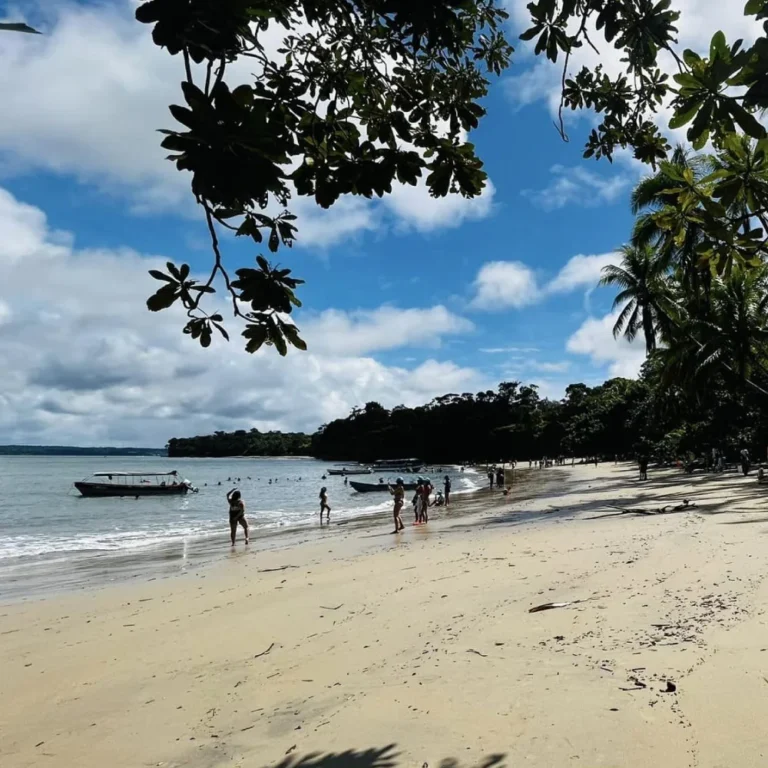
[371, 458, 424, 473]
[327, 467, 373, 476]
[74, 470, 196, 497]
[349, 480, 419, 493]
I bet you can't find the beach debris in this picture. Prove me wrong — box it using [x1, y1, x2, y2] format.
[319, 604, 343, 611]
[663, 681, 677, 693]
[529, 599, 592, 613]
[286, 744, 297, 755]
[619, 676, 647, 691]
[35, 741, 44, 748]
[589, 500, 696, 520]
[258, 565, 299, 573]
[467, 649, 488, 658]
[254, 642, 275, 659]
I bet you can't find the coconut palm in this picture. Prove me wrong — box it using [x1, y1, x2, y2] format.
[599, 244, 672, 354]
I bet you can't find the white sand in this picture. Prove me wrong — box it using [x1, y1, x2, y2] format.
[3, 462, 768, 767]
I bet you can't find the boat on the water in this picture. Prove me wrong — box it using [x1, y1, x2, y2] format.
[349, 480, 419, 493]
[371, 458, 424, 473]
[74, 470, 196, 497]
[327, 467, 373, 476]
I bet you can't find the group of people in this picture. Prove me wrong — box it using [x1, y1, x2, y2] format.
[388, 475, 452, 533]
[225, 472, 456, 545]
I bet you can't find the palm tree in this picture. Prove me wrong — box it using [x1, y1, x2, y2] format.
[599, 244, 672, 354]
[695, 266, 768, 382]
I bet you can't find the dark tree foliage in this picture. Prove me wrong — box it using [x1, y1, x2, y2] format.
[136, 0, 512, 352]
[167, 427, 311, 457]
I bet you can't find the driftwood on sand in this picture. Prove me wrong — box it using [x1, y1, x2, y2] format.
[587, 500, 696, 520]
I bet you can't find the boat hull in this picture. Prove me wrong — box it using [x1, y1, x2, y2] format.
[327, 468, 372, 476]
[74, 482, 189, 498]
[349, 481, 419, 493]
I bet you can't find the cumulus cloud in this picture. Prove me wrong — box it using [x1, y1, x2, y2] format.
[303, 306, 473, 356]
[0, 1, 494, 246]
[469, 252, 618, 311]
[522, 165, 632, 211]
[469, 261, 540, 310]
[547, 253, 617, 294]
[566, 312, 646, 378]
[480, 346, 540, 353]
[0, 187, 484, 445]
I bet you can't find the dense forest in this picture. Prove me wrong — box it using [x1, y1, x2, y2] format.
[167, 428, 311, 458]
[168, 361, 768, 465]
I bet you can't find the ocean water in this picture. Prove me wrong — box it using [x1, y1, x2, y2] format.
[0, 456, 480, 598]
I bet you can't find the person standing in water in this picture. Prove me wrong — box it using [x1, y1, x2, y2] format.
[412, 478, 423, 523]
[443, 474, 451, 506]
[388, 477, 406, 533]
[420, 478, 433, 523]
[226, 489, 249, 546]
[319, 486, 331, 523]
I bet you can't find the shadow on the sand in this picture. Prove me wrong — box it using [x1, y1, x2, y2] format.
[457, 467, 768, 529]
[265, 747, 507, 768]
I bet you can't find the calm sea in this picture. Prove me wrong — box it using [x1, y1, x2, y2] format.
[0, 456, 479, 599]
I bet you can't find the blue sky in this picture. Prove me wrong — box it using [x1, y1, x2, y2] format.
[0, 0, 749, 445]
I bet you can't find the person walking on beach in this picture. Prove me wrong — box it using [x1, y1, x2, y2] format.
[444, 474, 451, 507]
[487, 469, 494, 489]
[496, 466, 504, 489]
[419, 478, 433, 523]
[226, 489, 249, 546]
[638, 455, 648, 481]
[319, 487, 331, 524]
[388, 478, 406, 533]
[413, 478, 424, 523]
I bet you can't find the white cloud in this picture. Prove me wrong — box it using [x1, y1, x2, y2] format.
[302, 306, 474, 356]
[469, 260, 540, 310]
[0, 186, 485, 445]
[480, 346, 540, 353]
[0, 1, 494, 247]
[384, 179, 496, 232]
[566, 312, 646, 378]
[547, 252, 617, 294]
[469, 251, 619, 311]
[522, 165, 631, 211]
[529, 361, 570, 373]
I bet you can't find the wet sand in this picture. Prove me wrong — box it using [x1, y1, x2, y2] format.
[4, 462, 768, 767]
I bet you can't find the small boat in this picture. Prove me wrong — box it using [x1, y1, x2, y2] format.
[371, 458, 424, 473]
[74, 470, 196, 497]
[327, 467, 373, 476]
[349, 480, 419, 493]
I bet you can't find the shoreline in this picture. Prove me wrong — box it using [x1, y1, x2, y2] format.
[0, 468, 536, 603]
[9, 463, 768, 767]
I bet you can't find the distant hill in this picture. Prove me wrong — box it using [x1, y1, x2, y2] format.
[0, 445, 167, 456]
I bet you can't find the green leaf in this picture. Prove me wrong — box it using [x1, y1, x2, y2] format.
[728, 101, 767, 139]
[242, 324, 268, 354]
[710, 31, 728, 60]
[282, 323, 307, 351]
[149, 269, 176, 283]
[146, 283, 179, 312]
[669, 100, 701, 129]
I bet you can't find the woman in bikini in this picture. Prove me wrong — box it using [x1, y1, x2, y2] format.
[388, 478, 406, 533]
[319, 487, 331, 524]
[226, 489, 249, 545]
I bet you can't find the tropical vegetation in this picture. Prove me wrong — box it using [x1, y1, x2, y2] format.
[127, 0, 768, 355]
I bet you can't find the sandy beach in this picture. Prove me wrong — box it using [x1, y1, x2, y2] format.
[4, 462, 768, 767]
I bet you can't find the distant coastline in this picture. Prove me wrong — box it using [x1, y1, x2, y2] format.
[0, 445, 167, 457]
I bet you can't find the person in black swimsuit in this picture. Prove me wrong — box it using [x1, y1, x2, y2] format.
[226, 489, 249, 545]
[319, 487, 331, 524]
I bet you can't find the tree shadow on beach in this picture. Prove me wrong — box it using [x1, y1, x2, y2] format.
[264, 746, 507, 768]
